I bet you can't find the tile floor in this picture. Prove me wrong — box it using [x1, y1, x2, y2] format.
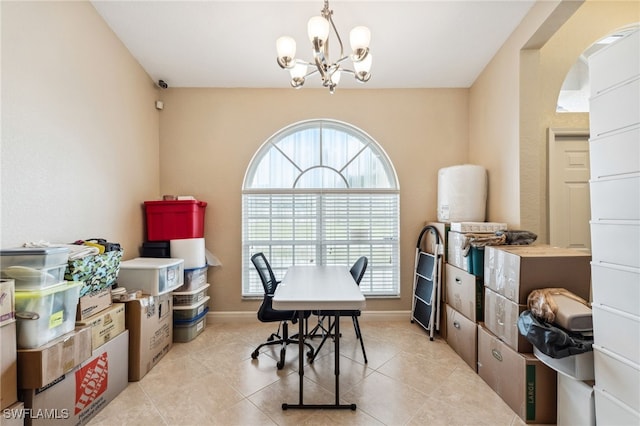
[88, 319, 530, 426]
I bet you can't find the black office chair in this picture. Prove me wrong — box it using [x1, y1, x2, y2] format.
[308, 256, 368, 364]
[250, 252, 314, 369]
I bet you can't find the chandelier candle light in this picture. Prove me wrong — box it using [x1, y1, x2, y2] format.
[276, 0, 372, 94]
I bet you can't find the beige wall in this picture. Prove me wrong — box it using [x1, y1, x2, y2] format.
[521, 0, 639, 242]
[469, 0, 571, 229]
[470, 0, 639, 240]
[158, 88, 469, 312]
[1, 1, 160, 253]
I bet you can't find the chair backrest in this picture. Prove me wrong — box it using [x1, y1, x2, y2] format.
[350, 256, 368, 285]
[251, 252, 279, 295]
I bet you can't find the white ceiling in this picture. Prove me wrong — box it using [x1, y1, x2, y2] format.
[91, 0, 536, 90]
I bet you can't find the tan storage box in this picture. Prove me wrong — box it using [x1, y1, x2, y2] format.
[483, 245, 591, 304]
[17, 326, 92, 389]
[477, 324, 557, 424]
[124, 294, 173, 381]
[1, 322, 17, 410]
[21, 330, 128, 426]
[76, 303, 125, 351]
[445, 263, 483, 322]
[445, 304, 477, 372]
[76, 287, 112, 321]
[483, 287, 532, 353]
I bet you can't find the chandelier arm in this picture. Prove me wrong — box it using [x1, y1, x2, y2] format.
[327, 12, 345, 60]
[314, 55, 328, 82]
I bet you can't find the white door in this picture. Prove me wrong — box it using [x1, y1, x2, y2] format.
[548, 128, 591, 251]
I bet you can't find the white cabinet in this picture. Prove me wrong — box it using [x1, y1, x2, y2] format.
[588, 28, 640, 420]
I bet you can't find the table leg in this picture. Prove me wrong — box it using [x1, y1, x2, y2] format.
[282, 311, 356, 411]
[298, 310, 305, 405]
[334, 311, 340, 405]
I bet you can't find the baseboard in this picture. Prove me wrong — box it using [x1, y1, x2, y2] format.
[206, 310, 412, 324]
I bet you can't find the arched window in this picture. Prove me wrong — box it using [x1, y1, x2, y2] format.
[242, 119, 400, 297]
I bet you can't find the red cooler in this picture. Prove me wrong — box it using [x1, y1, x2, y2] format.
[144, 200, 207, 241]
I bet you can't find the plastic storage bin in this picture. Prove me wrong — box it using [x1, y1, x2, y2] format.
[0, 247, 70, 269]
[173, 307, 208, 342]
[173, 296, 210, 321]
[1, 264, 66, 290]
[173, 283, 209, 306]
[140, 241, 170, 258]
[117, 257, 184, 296]
[174, 266, 208, 292]
[14, 281, 82, 349]
[144, 200, 207, 241]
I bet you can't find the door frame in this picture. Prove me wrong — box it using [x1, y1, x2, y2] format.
[547, 127, 590, 246]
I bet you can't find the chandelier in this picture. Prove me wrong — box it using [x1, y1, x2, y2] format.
[275, 0, 372, 94]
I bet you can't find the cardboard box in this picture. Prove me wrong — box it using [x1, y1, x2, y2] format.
[450, 222, 507, 233]
[1, 400, 25, 426]
[447, 231, 487, 276]
[21, 330, 129, 426]
[483, 245, 591, 304]
[448, 231, 470, 272]
[445, 304, 477, 372]
[0, 322, 17, 410]
[0, 280, 15, 326]
[477, 324, 557, 424]
[445, 263, 483, 322]
[76, 287, 112, 321]
[483, 287, 532, 353]
[76, 303, 125, 351]
[17, 326, 92, 389]
[124, 294, 173, 381]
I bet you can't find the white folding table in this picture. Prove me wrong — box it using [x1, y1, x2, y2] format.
[273, 265, 366, 410]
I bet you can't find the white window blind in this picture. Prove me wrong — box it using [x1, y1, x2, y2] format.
[242, 119, 400, 297]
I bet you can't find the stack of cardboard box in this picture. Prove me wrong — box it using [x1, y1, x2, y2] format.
[1, 278, 23, 426]
[479, 245, 592, 424]
[18, 286, 128, 426]
[442, 221, 506, 372]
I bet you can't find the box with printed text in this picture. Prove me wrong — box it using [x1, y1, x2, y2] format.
[21, 330, 128, 426]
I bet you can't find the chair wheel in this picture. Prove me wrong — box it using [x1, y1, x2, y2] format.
[307, 350, 314, 358]
[277, 360, 285, 369]
[267, 335, 275, 342]
[251, 350, 259, 359]
[350, 404, 357, 410]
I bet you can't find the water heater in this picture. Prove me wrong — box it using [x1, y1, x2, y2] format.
[437, 164, 487, 222]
